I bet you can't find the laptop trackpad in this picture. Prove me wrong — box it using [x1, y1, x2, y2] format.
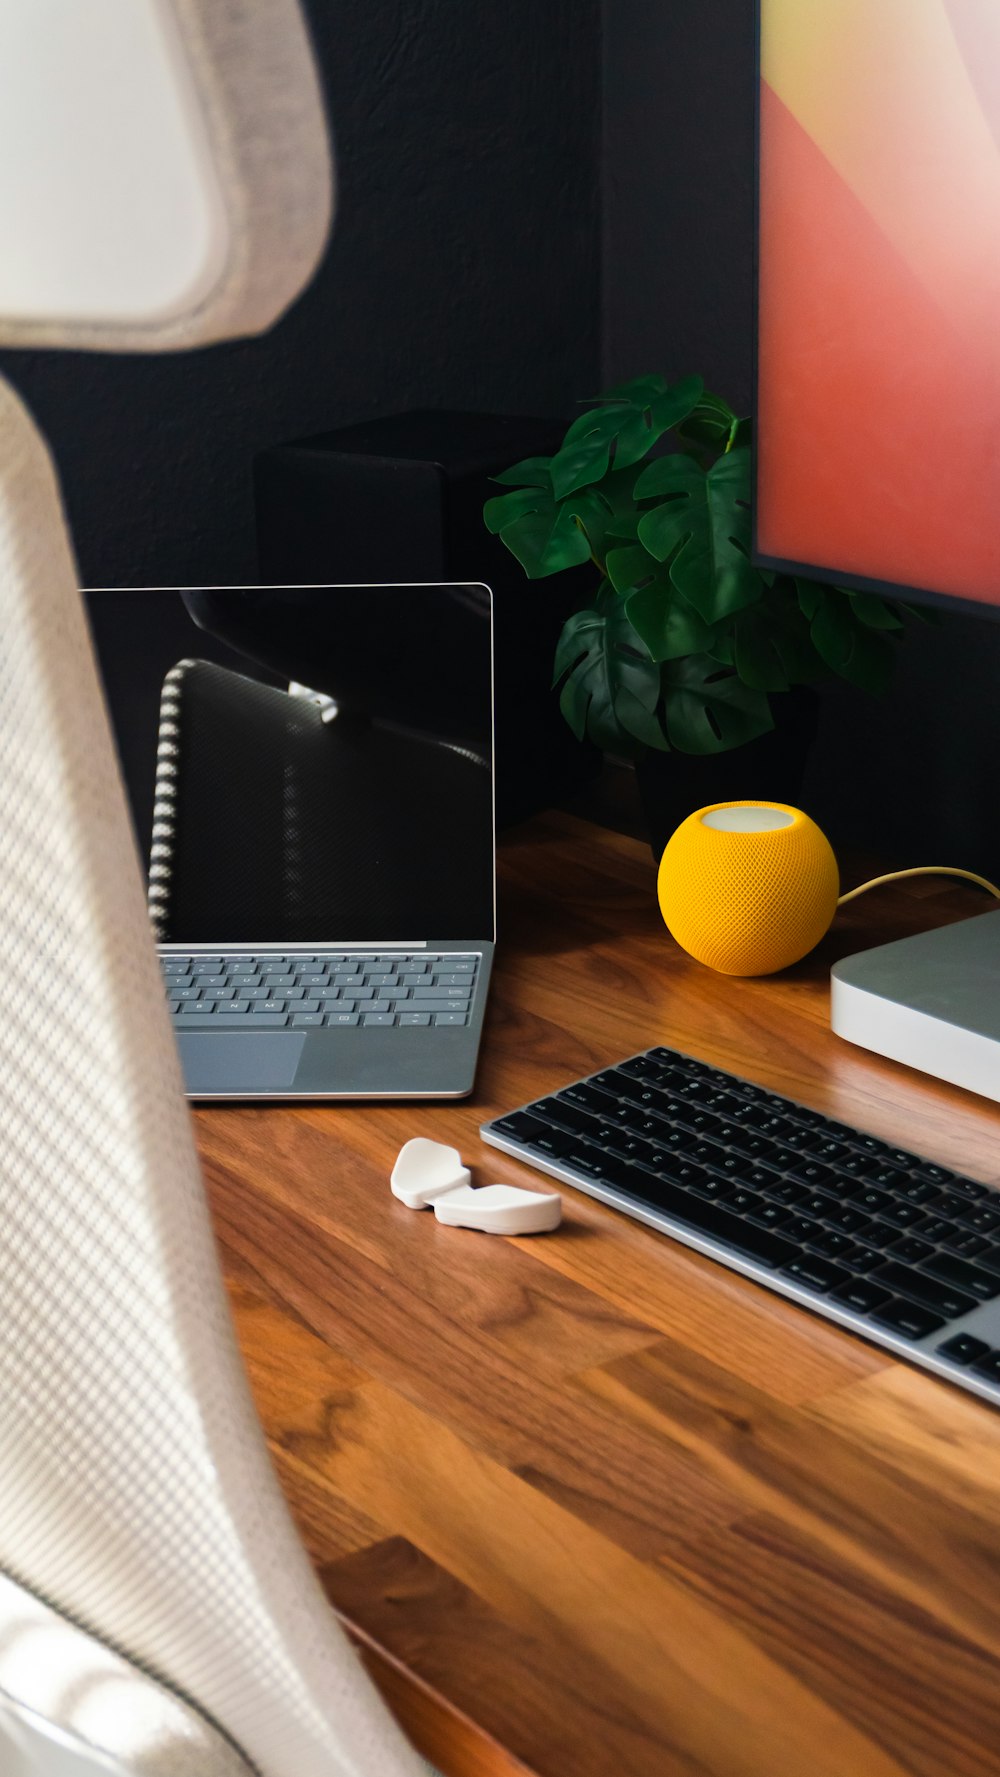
[178, 1031, 306, 1096]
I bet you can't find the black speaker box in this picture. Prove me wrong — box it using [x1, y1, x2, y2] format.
[253, 410, 599, 826]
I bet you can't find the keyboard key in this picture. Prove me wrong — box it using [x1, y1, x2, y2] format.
[874, 1201, 927, 1229]
[620, 1177, 799, 1268]
[363, 1014, 396, 1026]
[898, 1179, 939, 1204]
[919, 1253, 1000, 1301]
[915, 1217, 960, 1245]
[786, 1159, 838, 1189]
[868, 1299, 946, 1340]
[853, 1187, 893, 1215]
[871, 1262, 977, 1320]
[170, 988, 202, 1002]
[822, 1206, 869, 1234]
[842, 1246, 887, 1274]
[888, 1235, 934, 1264]
[406, 998, 470, 1014]
[325, 1013, 359, 1026]
[805, 1229, 858, 1259]
[933, 1191, 977, 1220]
[830, 1278, 892, 1314]
[291, 1014, 325, 1027]
[564, 1080, 618, 1108]
[398, 1013, 431, 1026]
[937, 1333, 991, 1366]
[913, 1162, 954, 1186]
[225, 1012, 288, 1028]
[256, 998, 285, 1013]
[957, 1205, 1000, 1234]
[434, 1013, 469, 1026]
[969, 1351, 1000, 1382]
[783, 1215, 823, 1244]
[948, 1177, 990, 1201]
[745, 1202, 793, 1231]
[942, 1230, 988, 1257]
[780, 1256, 850, 1294]
[763, 1179, 809, 1207]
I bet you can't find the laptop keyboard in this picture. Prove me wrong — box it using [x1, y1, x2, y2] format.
[482, 1044, 1000, 1407]
[162, 953, 479, 1028]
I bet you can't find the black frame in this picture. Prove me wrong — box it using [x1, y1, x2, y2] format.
[750, 0, 1000, 626]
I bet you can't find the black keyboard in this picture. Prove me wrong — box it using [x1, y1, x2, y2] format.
[481, 1045, 1000, 1408]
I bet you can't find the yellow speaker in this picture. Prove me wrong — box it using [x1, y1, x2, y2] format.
[657, 801, 840, 976]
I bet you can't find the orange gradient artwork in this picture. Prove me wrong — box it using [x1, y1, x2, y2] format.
[757, 0, 1000, 606]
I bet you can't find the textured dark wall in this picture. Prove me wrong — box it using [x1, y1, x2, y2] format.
[0, 0, 601, 587]
[602, 0, 1000, 878]
[602, 0, 756, 409]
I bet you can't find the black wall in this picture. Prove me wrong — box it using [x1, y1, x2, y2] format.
[602, 0, 1000, 879]
[0, 0, 601, 587]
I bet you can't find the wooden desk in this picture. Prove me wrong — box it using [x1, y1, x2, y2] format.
[196, 813, 1000, 1777]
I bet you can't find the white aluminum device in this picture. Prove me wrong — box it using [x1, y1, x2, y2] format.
[831, 909, 1000, 1104]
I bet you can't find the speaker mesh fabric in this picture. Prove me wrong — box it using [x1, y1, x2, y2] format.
[0, 378, 426, 1774]
[657, 801, 840, 976]
[0, 0, 333, 351]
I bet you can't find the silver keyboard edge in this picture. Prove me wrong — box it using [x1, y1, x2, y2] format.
[479, 1125, 1000, 1410]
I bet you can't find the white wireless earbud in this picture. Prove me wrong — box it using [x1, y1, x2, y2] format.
[390, 1137, 562, 1235]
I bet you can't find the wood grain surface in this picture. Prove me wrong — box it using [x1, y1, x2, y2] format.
[195, 812, 1000, 1777]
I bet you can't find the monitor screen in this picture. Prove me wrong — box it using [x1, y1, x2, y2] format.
[755, 0, 1000, 614]
[86, 584, 495, 946]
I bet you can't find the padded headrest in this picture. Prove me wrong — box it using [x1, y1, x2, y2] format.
[0, 0, 333, 351]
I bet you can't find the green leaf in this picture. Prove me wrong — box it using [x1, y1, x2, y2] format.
[848, 590, 903, 630]
[794, 576, 824, 621]
[804, 585, 896, 692]
[549, 374, 704, 499]
[483, 486, 543, 534]
[604, 544, 713, 661]
[660, 653, 774, 754]
[484, 483, 595, 577]
[634, 447, 763, 621]
[589, 373, 670, 404]
[675, 392, 738, 452]
[732, 598, 823, 692]
[553, 596, 668, 757]
[490, 456, 552, 489]
[578, 465, 646, 555]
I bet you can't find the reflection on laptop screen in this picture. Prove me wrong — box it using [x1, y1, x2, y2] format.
[86, 584, 495, 946]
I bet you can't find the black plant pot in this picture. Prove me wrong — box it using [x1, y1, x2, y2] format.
[634, 686, 821, 860]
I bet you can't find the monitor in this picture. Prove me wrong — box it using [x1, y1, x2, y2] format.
[754, 0, 1000, 617]
[754, 0, 1000, 1102]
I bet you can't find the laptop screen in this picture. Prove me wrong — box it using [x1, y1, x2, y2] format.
[86, 583, 495, 946]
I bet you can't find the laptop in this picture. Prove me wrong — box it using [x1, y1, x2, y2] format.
[87, 583, 496, 1099]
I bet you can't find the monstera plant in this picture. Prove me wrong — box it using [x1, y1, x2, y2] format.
[484, 374, 918, 760]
